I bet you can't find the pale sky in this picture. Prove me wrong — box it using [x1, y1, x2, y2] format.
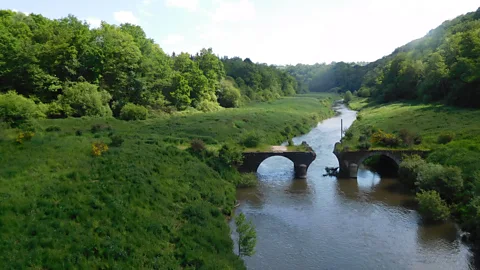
[2, 0, 479, 65]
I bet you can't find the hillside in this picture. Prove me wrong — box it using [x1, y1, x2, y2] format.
[287, 7, 480, 108]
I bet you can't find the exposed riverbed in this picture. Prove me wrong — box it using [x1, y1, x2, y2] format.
[232, 103, 475, 270]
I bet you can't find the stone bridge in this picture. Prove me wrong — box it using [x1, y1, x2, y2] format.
[333, 143, 429, 178]
[239, 144, 316, 179]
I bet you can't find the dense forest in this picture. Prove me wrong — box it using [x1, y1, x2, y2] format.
[0, 9, 299, 122]
[286, 8, 480, 108]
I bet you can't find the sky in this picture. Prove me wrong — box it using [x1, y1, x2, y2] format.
[2, 0, 479, 65]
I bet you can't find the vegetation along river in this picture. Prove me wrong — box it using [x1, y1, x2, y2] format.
[231, 103, 476, 270]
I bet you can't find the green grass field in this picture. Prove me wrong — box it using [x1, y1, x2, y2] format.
[0, 93, 336, 269]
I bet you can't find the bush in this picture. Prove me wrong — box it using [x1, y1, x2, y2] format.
[45, 102, 65, 119]
[344, 129, 353, 140]
[438, 132, 455, 144]
[241, 132, 262, 148]
[119, 103, 148, 121]
[416, 163, 464, 203]
[195, 100, 223, 112]
[218, 79, 241, 108]
[91, 124, 112, 133]
[371, 129, 400, 147]
[288, 138, 294, 146]
[344, 90, 353, 104]
[219, 144, 243, 167]
[399, 129, 419, 147]
[16, 131, 35, 144]
[357, 86, 371, 97]
[109, 134, 124, 147]
[416, 190, 451, 222]
[0, 91, 45, 127]
[236, 173, 257, 188]
[399, 155, 427, 188]
[58, 82, 112, 117]
[91, 142, 108, 156]
[75, 129, 83, 136]
[358, 141, 371, 150]
[45, 126, 61, 132]
[190, 139, 206, 153]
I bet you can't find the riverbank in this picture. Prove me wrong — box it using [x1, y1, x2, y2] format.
[0, 93, 336, 268]
[341, 97, 480, 245]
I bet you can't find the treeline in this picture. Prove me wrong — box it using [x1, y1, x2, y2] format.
[286, 7, 480, 108]
[0, 10, 299, 122]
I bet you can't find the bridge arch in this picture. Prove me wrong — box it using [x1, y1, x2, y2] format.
[357, 152, 400, 177]
[257, 155, 295, 176]
[334, 149, 429, 178]
[240, 150, 316, 179]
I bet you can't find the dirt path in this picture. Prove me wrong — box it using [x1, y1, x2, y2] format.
[271, 146, 287, 152]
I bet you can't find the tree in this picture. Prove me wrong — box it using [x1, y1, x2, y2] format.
[235, 212, 257, 257]
[344, 90, 353, 103]
[416, 190, 451, 222]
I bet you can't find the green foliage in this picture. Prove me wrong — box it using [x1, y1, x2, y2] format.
[399, 155, 427, 188]
[399, 129, 422, 147]
[236, 173, 258, 188]
[58, 82, 112, 117]
[235, 213, 257, 257]
[108, 134, 124, 147]
[119, 103, 148, 121]
[437, 132, 455, 144]
[0, 80, 334, 269]
[344, 91, 353, 104]
[0, 91, 45, 127]
[416, 190, 451, 222]
[190, 139, 206, 153]
[219, 144, 243, 167]
[358, 141, 371, 150]
[45, 126, 61, 132]
[416, 163, 464, 203]
[218, 78, 242, 108]
[195, 100, 223, 112]
[241, 132, 263, 148]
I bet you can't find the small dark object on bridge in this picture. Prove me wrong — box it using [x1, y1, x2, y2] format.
[324, 167, 339, 177]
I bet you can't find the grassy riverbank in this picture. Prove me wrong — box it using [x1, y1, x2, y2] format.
[0, 93, 335, 269]
[342, 97, 480, 242]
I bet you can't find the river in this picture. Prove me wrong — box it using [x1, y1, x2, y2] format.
[232, 103, 476, 270]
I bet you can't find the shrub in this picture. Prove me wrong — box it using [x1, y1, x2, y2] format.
[399, 129, 415, 147]
[16, 131, 35, 144]
[219, 144, 243, 167]
[236, 173, 258, 188]
[0, 91, 45, 127]
[416, 190, 451, 222]
[241, 132, 262, 148]
[58, 82, 112, 117]
[416, 163, 464, 203]
[359, 135, 368, 142]
[119, 103, 148, 121]
[399, 155, 427, 188]
[358, 141, 371, 150]
[91, 124, 112, 133]
[195, 100, 223, 112]
[438, 132, 455, 144]
[45, 126, 61, 132]
[45, 102, 65, 119]
[75, 129, 83, 136]
[190, 139, 206, 153]
[109, 134, 124, 147]
[92, 142, 108, 156]
[344, 90, 353, 104]
[288, 138, 294, 146]
[344, 129, 353, 140]
[371, 129, 400, 147]
[217, 78, 241, 108]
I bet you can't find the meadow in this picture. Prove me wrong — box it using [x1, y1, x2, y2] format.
[0, 93, 335, 269]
